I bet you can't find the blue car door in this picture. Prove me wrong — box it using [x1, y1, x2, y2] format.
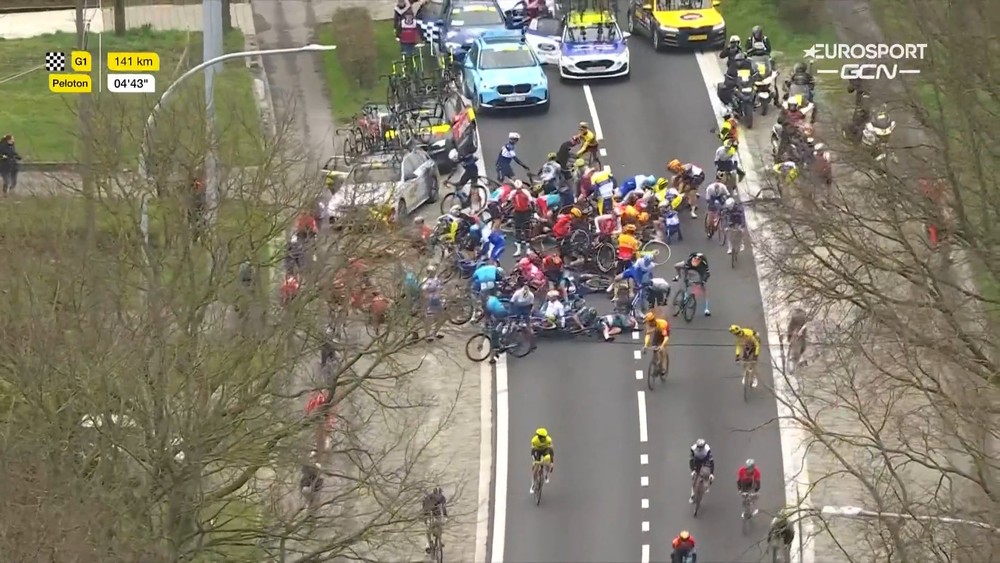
[462, 43, 481, 98]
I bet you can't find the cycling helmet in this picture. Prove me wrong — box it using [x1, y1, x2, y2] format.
[470, 224, 481, 232]
[574, 158, 586, 169]
[624, 224, 637, 233]
[508, 132, 521, 140]
[724, 197, 736, 209]
[448, 148, 459, 161]
[413, 216, 425, 224]
[449, 204, 461, 215]
[729, 324, 743, 334]
[722, 110, 733, 120]
[639, 212, 650, 223]
[786, 98, 800, 110]
[513, 179, 524, 189]
[656, 177, 668, 188]
[570, 207, 583, 218]
[679, 531, 691, 541]
[426, 264, 437, 274]
[751, 25, 763, 39]
[667, 159, 683, 172]
[547, 151, 557, 160]
[793, 62, 807, 73]
[745, 458, 756, 469]
[645, 311, 656, 323]
[694, 438, 707, 448]
[724, 138, 739, 149]
[579, 121, 590, 129]
[716, 170, 727, 180]
[535, 427, 548, 438]
[518, 257, 532, 268]
[546, 290, 560, 299]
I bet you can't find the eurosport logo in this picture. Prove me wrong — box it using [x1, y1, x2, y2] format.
[803, 43, 927, 80]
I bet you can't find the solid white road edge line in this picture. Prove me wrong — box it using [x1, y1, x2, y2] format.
[582, 84, 605, 140]
[694, 51, 815, 563]
[637, 391, 648, 442]
[474, 341, 493, 563]
[489, 353, 510, 563]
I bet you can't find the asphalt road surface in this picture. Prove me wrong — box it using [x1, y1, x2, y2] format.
[478, 35, 786, 563]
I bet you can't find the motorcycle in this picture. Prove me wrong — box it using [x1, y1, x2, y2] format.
[862, 106, 897, 165]
[749, 55, 778, 115]
[731, 71, 757, 129]
[770, 121, 811, 163]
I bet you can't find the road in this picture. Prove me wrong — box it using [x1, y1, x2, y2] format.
[477, 36, 786, 563]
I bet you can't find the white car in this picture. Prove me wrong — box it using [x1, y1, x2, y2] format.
[557, 16, 631, 80]
[524, 16, 562, 65]
[320, 149, 440, 223]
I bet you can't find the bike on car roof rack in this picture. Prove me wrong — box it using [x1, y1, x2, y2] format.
[565, 0, 619, 16]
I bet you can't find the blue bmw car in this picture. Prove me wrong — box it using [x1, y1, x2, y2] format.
[461, 31, 549, 112]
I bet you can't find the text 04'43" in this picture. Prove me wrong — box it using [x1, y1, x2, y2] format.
[108, 73, 156, 93]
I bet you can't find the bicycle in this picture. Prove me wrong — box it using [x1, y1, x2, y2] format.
[741, 491, 759, 534]
[739, 349, 758, 402]
[464, 319, 533, 362]
[691, 466, 712, 517]
[644, 347, 668, 390]
[637, 238, 671, 266]
[440, 175, 494, 214]
[671, 277, 704, 323]
[531, 456, 551, 505]
[427, 516, 445, 563]
[728, 226, 744, 268]
[703, 204, 724, 241]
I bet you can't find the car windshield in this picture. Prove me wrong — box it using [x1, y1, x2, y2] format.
[347, 164, 398, 185]
[452, 6, 504, 27]
[656, 0, 707, 10]
[480, 47, 536, 69]
[564, 23, 620, 43]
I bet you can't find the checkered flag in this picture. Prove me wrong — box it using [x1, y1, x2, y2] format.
[415, 19, 442, 45]
[45, 52, 67, 72]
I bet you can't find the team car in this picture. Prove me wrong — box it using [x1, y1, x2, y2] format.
[420, 0, 523, 61]
[461, 30, 550, 112]
[557, 10, 631, 79]
[381, 97, 478, 173]
[627, 0, 725, 50]
[320, 149, 440, 222]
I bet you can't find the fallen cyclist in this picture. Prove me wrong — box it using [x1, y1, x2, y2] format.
[537, 289, 586, 332]
[599, 312, 639, 342]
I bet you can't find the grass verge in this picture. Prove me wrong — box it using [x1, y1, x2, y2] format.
[719, 0, 838, 64]
[0, 28, 263, 165]
[316, 19, 401, 123]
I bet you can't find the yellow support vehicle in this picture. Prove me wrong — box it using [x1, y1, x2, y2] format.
[626, 0, 725, 50]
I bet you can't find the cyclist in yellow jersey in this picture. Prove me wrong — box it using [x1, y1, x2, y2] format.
[530, 427, 554, 494]
[575, 122, 601, 167]
[729, 325, 761, 360]
[643, 311, 671, 375]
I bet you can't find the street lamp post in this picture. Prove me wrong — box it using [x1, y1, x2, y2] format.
[815, 505, 1000, 533]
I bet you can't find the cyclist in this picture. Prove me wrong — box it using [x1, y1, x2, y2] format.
[737, 458, 762, 516]
[590, 166, 616, 215]
[661, 201, 682, 243]
[479, 218, 507, 262]
[484, 293, 510, 363]
[729, 324, 762, 387]
[422, 486, 448, 553]
[300, 450, 324, 502]
[510, 179, 535, 257]
[723, 197, 746, 255]
[713, 138, 745, 187]
[718, 110, 739, 144]
[516, 256, 545, 289]
[672, 252, 711, 317]
[541, 251, 566, 289]
[643, 311, 670, 376]
[667, 158, 706, 218]
[773, 161, 799, 189]
[421, 266, 444, 340]
[599, 312, 639, 342]
[670, 530, 697, 563]
[611, 253, 654, 302]
[787, 307, 809, 363]
[704, 175, 731, 232]
[689, 439, 715, 503]
[471, 260, 504, 299]
[616, 224, 640, 273]
[530, 427, 555, 494]
[574, 121, 600, 167]
[450, 148, 481, 199]
[510, 281, 536, 319]
[617, 173, 656, 199]
[496, 132, 531, 181]
[538, 152, 562, 194]
[540, 289, 585, 331]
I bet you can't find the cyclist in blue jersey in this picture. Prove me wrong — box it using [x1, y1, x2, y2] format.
[617, 174, 656, 199]
[609, 255, 655, 304]
[480, 226, 506, 262]
[496, 132, 531, 181]
[472, 261, 504, 298]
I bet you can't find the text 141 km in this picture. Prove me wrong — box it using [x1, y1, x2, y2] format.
[108, 73, 156, 94]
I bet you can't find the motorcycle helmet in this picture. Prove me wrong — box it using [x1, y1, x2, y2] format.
[793, 62, 807, 73]
[729, 35, 740, 46]
[786, 98, 800, 111]
[751, 25, 763, 40]
[724, 197, 736, 209]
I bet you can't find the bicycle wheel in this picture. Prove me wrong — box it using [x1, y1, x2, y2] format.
[692, 482, 703, 517]
[671, 289, 686, 317]
[465, 333, 492, 362]
[639, 239, 671, 266]
[534, 468, 543, 506]
[434, 532, 445, 563]
[647, 355, 658, 390]
[595, 243, 616, 273]
[568, 229, 591, 252]
[582, 274, 612, 292]
[447, 296, 474, 325]
[704, 213, 716, 239]
[682, 293, 696, 323]
[743, 364, 752, 402]
[506, 329, 533, 358]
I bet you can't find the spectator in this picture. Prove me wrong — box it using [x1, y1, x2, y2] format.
[393, 0, 412, 34]
[398, 10, 421, 57]
[0, 134, 21, 194]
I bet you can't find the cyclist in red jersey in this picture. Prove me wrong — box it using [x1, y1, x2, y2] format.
[737, 458, 762, 516]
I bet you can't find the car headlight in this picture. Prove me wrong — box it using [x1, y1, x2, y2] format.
[660, 26, 678, 33]
[537, 43, 556, 52]
[713, 22, 725, 31]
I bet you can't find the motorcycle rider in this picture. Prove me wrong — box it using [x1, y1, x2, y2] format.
[718, 35, 743, 71]
[863, 106, 896, 161]
[718, 52, 761, 109]
[744, 25, 771, 57]
[783, 62, 817, 122]
[775, 99, 808, 159]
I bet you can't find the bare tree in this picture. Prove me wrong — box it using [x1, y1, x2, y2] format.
[748, 0, 1000, 560]
[0, 67, 471, 561]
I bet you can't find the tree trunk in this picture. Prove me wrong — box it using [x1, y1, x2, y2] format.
[113, 0, 126, 36]
[76, 0, 97, 250]
[221, 0, 232, 32]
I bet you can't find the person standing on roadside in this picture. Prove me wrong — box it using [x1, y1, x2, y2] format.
[0, 134, 21, 194]
[398, 10, 421, 57]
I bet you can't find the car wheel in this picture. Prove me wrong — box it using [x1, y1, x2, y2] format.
[472, 90, 482, 112]
[652, 31, 661, 52]
[396, 199, 409, 223]
[427, 176, 439, 203]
